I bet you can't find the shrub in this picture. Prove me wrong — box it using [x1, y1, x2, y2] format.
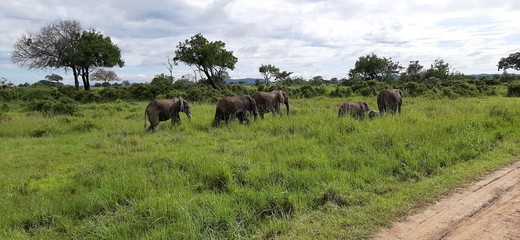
[99, 87, 130, 102]
[0, 88, 20, 101]
[507, 81, 520, 97]
[75, 91, 101, 103]
[19, 86, 55, 101]
[329, 86, 352, 98]
[29, 97, 78, 116]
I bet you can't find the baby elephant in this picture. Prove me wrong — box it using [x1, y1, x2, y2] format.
[338, 101, 369, 119]
[368, 110, 380, 119]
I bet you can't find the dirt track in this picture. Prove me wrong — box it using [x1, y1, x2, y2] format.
[373, 161, 520, 240]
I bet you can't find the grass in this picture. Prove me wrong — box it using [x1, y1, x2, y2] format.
[0, 96, 519, 239]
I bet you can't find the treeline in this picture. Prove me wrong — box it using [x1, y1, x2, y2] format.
[1, 73, 520, 116]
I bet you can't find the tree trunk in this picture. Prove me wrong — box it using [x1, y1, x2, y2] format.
[81, 68, 91, 91]
[72, 67, 80, 90]
[203, 70, 220, 89]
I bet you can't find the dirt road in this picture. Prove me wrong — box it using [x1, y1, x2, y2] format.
[373, 161, 520, 240]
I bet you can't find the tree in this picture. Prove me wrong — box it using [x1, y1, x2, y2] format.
[498, 52, 520, 72]
[274, 70, 293, 82]
[348, 53, 403, 82]
[173, 33, 237, 89]
[424, 58, 451, 79]
[73, 30, 124, 91]
[0, 77, 14, 88]
[259, 64, 280, 85]
[310, 76, 323, 86]
[12, 19, 83, 89]
[45, 74, 64, 83]
[91, 68, 120, 85]
[12, 20, 124, 91]
[164, 55, 175, 80]
[402, 60, 424, 81]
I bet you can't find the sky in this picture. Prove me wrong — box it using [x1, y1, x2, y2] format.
[1, 0, 520, 85]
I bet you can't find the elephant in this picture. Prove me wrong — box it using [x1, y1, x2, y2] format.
[213, 95, 258, 127]
[368, 109, 380, 119]
[377, 89, 403, 114]
[338, 101, 369, 119]
[144, 97, 192, 132]
[252, 90, 289, 119]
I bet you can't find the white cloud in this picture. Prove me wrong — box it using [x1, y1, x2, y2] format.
[1, 0, 519, 84]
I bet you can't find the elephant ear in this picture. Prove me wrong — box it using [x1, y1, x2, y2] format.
[363, 102, 369, 111]
[395, 89, 403, 97]
[178, 97, 185, 112]
[276, 91, 285, 103]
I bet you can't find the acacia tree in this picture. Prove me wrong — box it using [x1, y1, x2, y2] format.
[173, 33, 237, 89]
[348, 53, 403, 82]
[12, 20, 83, 89]
[45, 74, 64, 83]
[259, 64, 280, 85]
[498, 52, 520, 72]
[12, 20, 124, 91]
[91, 68, 120, 84]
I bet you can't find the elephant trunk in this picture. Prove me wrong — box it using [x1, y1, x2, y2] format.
[285, 100, 290, 116]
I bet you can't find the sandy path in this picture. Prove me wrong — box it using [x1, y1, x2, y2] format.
[373, 161, 520, 240]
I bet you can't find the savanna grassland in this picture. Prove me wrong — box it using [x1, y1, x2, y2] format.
[1, 97, 519, 239]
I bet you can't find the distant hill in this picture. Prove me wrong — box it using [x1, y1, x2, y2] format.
[225, 78, 258, 85]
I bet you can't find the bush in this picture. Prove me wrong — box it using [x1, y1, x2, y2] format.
[329, 86, 352, 98]
[99, 87, 130, 102]
[19, 86, 56, 101]
[0, 88, 20, 101]
[507, 81, 520, 97]
[29, 97, 78, 116]
[75, 91, 101, 103]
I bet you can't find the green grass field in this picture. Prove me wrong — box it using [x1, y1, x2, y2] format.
[1, 97, 519, 239]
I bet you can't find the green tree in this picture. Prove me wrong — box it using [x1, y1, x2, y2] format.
[348, 53, 403, 81]
[425, 58, 451, 79]
[12, 19, 83, 89]
[73, 30, 124, 91]
[12, 20, 124, 91]
[259, 64, 280, 85]
[498, 52, 520, 72]
[174, 33, 237, 89]
[310, 76, 323, 86]
[274, 70, 293, 82]
[91, 68, 120, 85]
[45, 74, 64, 83]
[402, 60, 424, 81]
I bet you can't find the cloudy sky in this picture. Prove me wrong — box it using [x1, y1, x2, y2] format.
[1, 0, 519, 85]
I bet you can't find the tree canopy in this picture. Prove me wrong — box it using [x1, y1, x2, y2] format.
[498, 52, 520, 72]
[173, 33, 237, 89]
[259, 64, 280, 85]
[45, 74, 64, 82]
[348, 53, 403, 81]
[91, 68, 120, 84]
[12, 19, 124, 91]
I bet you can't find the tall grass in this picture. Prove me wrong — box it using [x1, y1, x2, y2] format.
[0, 97, 519, 239]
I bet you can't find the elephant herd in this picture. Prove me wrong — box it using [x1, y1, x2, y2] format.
[144, 90, 289, 131]
[338, 89, 403, 119]
[144, 89, 402, 131]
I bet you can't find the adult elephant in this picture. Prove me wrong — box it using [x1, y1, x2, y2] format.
[338, 101, 369, 119]
[377, 89, 403, 114]
[213, 95, 258, 127]
[252, 90, 289, 119]
[144, 97, 192, 132]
